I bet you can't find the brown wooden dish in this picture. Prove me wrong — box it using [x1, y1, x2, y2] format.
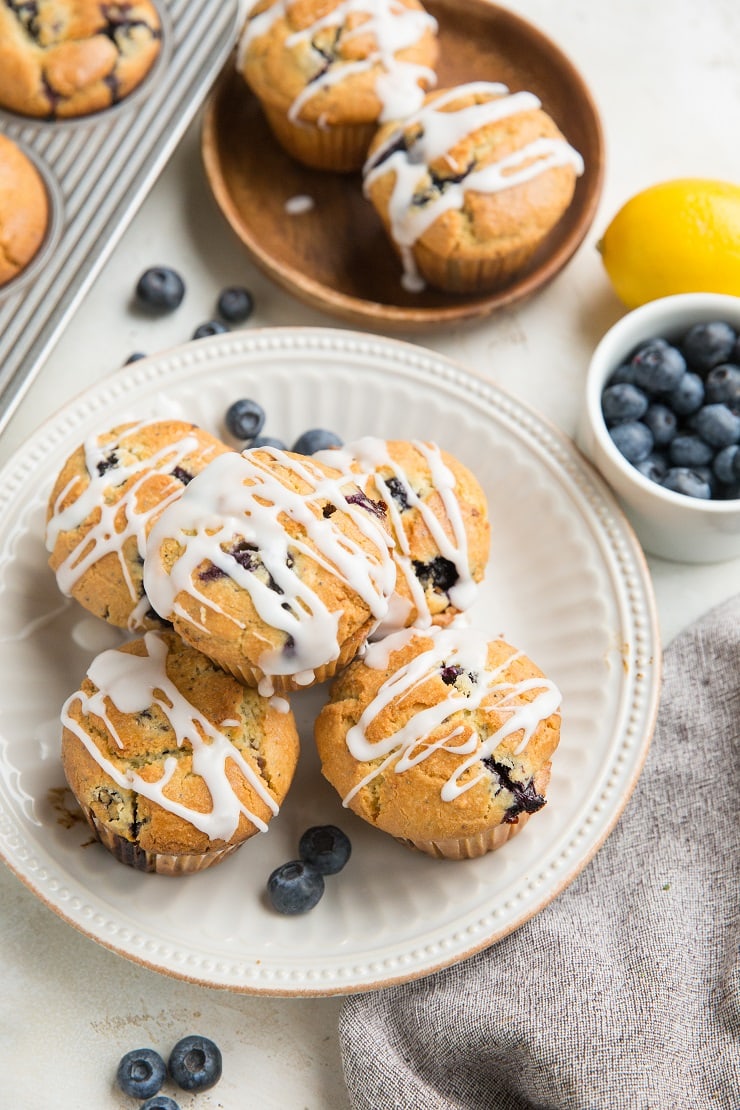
[201, 0, 605, 331]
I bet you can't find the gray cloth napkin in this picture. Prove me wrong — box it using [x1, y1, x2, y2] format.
[339, 595, 740, 1109]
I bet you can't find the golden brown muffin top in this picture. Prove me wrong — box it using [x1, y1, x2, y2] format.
[315, 625, 561, 843]
[0, 0, 162, 119]
[62, 631, 301, 854]
[0, 133, 49, 287]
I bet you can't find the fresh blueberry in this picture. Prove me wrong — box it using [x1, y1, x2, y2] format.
[668, 433, 715, 469]
[250, 435, 287, 449]
[704, 363, 740, 409]
[631, 341, 686, 394]
[124, 351, 147, 364]
[713, 444, 740, 485]
[635, 452, 669, 483]
[267, 860, 325, 914]
[217, 286, 254, 323]
[292, 428, 343, 454]
[662, 467, 712, 499]
[609, 420, 653, 464]
[643, 403, 678, 446]
[192, 320, 229, 340]
[136, 267, 185, 311]
[662, 371, 704, 416]
[168, 1035, 222, 1093]
[606, 362, 637, 386]
[601, 383, 649, 426]
[299, 825, 352, 875]
[140, 1098, 181, 1110]
[225, 398, 266, 441]
[116, 1048, 166, 1099]
[681, 320, 737, 371]
[692, 403, 740, 448]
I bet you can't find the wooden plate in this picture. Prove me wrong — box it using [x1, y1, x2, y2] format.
[201, 0, 605, 330]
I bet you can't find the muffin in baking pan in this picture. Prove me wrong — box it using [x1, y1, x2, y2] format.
[0, 0, 163, 120]
[0, 133, 49, 288]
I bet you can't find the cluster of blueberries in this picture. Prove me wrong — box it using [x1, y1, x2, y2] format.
[601, 320, 740, 499]
[268, 825, 353, 914]
[116, 1035, 221, 1108]
[224, 395, 343, 455]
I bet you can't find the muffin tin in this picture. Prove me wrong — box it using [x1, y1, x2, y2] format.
[0, 0, 240, 434]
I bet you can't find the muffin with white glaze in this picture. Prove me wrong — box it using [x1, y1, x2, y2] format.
[315, 624, 561, 859]
[46, 419, 232, 632]
[363, 80, 584, 293]
[317, 437, 490, 632]
[143, 446, 397, 695]
[237, 0, 439, 171]
[62, 631, 301, 875]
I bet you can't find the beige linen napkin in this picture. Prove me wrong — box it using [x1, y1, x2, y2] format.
[339, 595, 740, 1109]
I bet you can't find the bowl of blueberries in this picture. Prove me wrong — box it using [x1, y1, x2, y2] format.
[579, 292, 740, 563]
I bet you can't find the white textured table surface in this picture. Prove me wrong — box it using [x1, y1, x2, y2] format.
[2, 1, 739, 1106]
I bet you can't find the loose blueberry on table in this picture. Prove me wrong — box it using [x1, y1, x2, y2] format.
[267, 859, 325, 914]
[225, 397, 266, 441]
[168, 1034, 222, 1092]
[140, 1097, 181, 1110]
[217, 285, 254, 323]
[135, 267, 185, 311]
[116, 1047, 167, 1099]
[601, 319, 740, 500]
[299, 824, 352, 875]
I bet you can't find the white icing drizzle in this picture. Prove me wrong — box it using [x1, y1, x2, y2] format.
[285, 193, 315, 214]
[362, 81, 585, 292]
[238, 0, 437, 125]
[143, 449, 396, 682]
[317, 436, 477, 633]
[341, 626, 561, 805]
[45, 421, 223, 630]
[61, 632, 279, 840]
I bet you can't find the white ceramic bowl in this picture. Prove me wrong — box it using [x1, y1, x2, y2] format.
[578, 292, 740, 563]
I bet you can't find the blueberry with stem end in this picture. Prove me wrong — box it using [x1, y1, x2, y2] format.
[225, 398, 266, 441]
[662, 370, 704, 417]
[299, 825, 352, 875]
[168, 1035, 222, 1093]
[705, 363, 740, 409]
[631, 340, 686, 394]
[141, 1098, 181, 1110]
[217, 286, 254, 323]
[136, 267, 185, 311]
[267, 859, 325, 914]
[116, 1048, 166, 1099]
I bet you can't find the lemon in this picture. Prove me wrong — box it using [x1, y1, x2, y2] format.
[597, 178, 740, 308]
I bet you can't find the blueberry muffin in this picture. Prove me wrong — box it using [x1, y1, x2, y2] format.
[143, 446, 397, 695]
[314, 625, 561, 859]
[317, 437, 490, 632]
[363, 80, 584, 293]
[46, 419, 232, 631]
[0, 0, 162, 120]
[0, 133, 49, 287]
[62, 631, 301, 874]
[237, 0, 439, 171]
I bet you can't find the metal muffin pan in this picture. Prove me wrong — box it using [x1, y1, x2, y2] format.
[0, 0, 240, 433]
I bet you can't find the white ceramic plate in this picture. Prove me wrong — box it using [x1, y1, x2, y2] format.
[0, 327, 660, 995]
